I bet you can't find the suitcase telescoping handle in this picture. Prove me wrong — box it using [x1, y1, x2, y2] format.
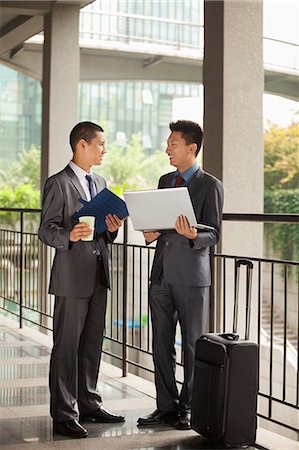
[233, 258, 253, 340]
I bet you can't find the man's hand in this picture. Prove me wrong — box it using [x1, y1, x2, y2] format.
[143, 231, 161, 243]
[105, 214, 126, 232]
[70, 222, 93, 242]
[175, 215, 197, 240]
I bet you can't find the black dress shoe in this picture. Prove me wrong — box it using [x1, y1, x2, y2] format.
[80, 405, 125, 423]
[137, 409, 179, 426]
[53, 419, 88, 438]
[174, 411, 191, 430]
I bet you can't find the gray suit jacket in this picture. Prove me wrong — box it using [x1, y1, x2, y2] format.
[150, 168, 224, 287]
[38, 165, 116, 297]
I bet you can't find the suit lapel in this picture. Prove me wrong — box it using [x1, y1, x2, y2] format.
[188, 168, 204, 196]
[94, 175, 106, 194]
[65, 165, 87, 200]
[161, 173, 174, 188]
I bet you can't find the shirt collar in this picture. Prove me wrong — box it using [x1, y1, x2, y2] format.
[174, 163, 199, 184]
[69, 160, 93, 181]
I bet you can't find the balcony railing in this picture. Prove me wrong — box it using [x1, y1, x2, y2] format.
[0, 208, 298, 435]
[27, 10, 299, 72]
[80, 10, 203, 52]
[79, 9, 299, 71]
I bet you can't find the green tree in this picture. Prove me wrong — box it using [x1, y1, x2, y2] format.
[95, 133, 170, 194]
[264, 116, 299, 191]
[0, 145, 41, 191]
[96, 133, 144, 194]
[0, 182, 40, 229]
[264, 190, 299, 263]
[0, 146, 41, 229]
[264, 114, 299, 263]
[14, 146, 40, 190]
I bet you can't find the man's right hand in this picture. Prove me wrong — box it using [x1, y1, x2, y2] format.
[143, 231, 161, 243]
[70, 222, 93, 242]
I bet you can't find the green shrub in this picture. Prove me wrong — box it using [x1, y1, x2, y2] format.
[264, 189, 299, 262]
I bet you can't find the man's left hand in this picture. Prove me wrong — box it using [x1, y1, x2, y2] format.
[175, 215, 197, 240]
[105, 214, 126, 232]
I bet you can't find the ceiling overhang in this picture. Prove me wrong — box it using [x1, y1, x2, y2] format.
[0, 0, 93, 57]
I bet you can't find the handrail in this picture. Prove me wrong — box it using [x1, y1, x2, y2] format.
[0, 208, 42, 213]
[27, 11, 299, 72]
[222, 213, 299, 223]
[81, 9, 201, 27]
[81, 10, 299, 49]
[264, 36, 298, 48]
[79, 9, 299, 70]
[1, 208, 298, 222]
[0, 207, 298, 433]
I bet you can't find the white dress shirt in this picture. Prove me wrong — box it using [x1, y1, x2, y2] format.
[69, 160, 92, 201]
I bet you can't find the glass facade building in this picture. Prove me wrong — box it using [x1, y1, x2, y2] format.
[0, 68, 201, 165]
[0, 0, 203, 166]
[79, 81, 201, 152]
[0, 65, 41, 164]
[0, 0, 297, 166]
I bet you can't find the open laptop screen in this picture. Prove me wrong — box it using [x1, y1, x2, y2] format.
[124, 187, 214, 232]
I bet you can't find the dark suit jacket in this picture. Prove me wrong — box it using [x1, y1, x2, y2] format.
[150, 168, 224, 287]
[38, 165, 117, 297]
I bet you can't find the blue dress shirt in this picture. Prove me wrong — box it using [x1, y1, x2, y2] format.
[172, 163, 199, 187]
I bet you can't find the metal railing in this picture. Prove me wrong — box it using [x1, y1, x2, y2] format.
[27, 11, 299, 71]
[80, 10, 203, 52]
[79, 9, 299, 71]
[0, 208, 298, 434]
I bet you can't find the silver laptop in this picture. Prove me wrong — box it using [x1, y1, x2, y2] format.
[124, 187, 214, 231]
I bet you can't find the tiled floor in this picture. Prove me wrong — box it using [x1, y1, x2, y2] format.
[0, 315, 297, 450]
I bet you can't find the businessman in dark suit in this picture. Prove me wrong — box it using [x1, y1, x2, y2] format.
[39, 122, 125, 438]
[137, 120, 224, 430]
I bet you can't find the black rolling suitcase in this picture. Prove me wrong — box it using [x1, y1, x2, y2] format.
[191, 259, 258, 448]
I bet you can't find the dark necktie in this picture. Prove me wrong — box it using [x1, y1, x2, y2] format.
[86, 174, 97, 199]
[85, 174, 101, 255]
[174, 175, 184, 187]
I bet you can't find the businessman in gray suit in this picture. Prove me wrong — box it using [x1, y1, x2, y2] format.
[137, 120, 224, 430]
[39, 122, 125, 438]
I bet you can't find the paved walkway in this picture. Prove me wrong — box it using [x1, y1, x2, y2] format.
[0, 315, 297, 450]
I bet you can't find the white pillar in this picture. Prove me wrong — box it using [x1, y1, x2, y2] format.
[204, 0, 264, 332]
[41, 4, 80, 185]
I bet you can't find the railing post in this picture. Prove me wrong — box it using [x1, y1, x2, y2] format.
[122, 219, 128, 377]
[19, 212, 24, 328]
[126, 16, 130, 44]
[209, 246, 215, 332]
[177, 23, 181, 50]
[293, 42, 298, 71]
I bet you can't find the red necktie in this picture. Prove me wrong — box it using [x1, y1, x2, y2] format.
[175, 175, 184, 187]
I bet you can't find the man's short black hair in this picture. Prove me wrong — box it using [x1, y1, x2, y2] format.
[169, 120, 203, 156]
[69, 121, 104, 152]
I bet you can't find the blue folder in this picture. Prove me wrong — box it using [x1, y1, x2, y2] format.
[73, 188, 129, 234]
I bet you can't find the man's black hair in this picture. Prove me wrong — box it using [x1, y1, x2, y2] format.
[169, 120, 203, 156]
[69, 121, 104, 152]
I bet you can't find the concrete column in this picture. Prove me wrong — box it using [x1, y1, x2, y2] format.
[41, 4, 80, 186]
[203, 0, 264, 332]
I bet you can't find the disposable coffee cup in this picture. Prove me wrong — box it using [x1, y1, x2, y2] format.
[79, 216, 95, 241]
